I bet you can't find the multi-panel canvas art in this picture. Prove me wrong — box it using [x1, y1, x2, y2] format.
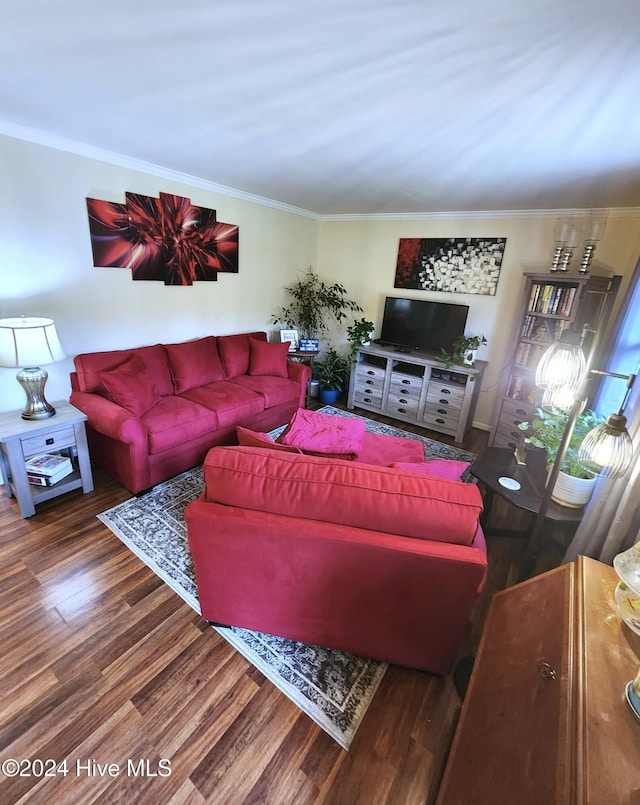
[394, 237, 506, 295]
[86, 192, 239, 285]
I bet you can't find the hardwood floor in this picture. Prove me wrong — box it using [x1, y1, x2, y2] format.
[0, 408, 565, 804]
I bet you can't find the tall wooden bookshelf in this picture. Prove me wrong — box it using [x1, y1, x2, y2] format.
[489, 271, 621, 449]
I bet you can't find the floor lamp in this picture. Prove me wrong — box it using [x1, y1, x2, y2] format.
[522, 331, 636, 578]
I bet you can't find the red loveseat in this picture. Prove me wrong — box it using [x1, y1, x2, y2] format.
[186, 438, 488, 675]
[70, 332, 309, 493]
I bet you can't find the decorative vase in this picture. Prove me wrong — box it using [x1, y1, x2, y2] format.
[551, 470, 597, 508]
[319, 388, 340, 405]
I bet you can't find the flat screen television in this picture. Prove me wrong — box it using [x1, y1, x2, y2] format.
[379, 296, 469, 354]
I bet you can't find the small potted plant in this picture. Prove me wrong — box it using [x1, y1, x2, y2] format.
[517, 407, 605, 507]
[346, 317, 375, 360]
[315, 347, 351, 405]
[438, 334, 487, 373]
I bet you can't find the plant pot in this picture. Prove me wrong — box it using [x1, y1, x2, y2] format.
[319, 388, 340, 405]
[551, 470, 597, 508]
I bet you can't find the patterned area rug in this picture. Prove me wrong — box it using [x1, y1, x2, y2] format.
[97, 406, 476, 749]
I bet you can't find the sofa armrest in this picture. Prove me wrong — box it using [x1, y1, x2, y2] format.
[286, 360, 311, 409]
[70, 390, 147, 445]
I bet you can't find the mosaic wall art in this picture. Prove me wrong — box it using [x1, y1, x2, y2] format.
[86, 192, 239, 285]
[394, 237, 506, 295]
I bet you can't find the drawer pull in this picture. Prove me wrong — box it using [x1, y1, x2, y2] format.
[437, 408, 447, 415]
[366, 370, 375, 375]
[436, 418, 445, 424]
[366, 380, 374, 385]
[401, 379, 410, 385]
[516, 408, 527, 416]
[439, 399, 450, 405]
[399, 398, 408, 404]
[538, 662, 557, 680]
[46, 437, 54, 445]
[440, 388, 451, 394]
[364, 397, 372, 403]
[398, 408, 407, 414]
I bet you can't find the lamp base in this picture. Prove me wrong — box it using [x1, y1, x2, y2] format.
[16, 367, 56, 420]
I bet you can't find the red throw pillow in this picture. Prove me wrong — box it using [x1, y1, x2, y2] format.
[391, 459, 470, 481]
[236, 426, 302, 453]
[165, 336, 225, 393]
[248, 338, 289, 377]
[98, 354, 161, 417]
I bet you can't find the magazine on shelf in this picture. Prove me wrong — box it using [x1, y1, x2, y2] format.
[24, 453, 72, 477]
[27, 462, 73, 486]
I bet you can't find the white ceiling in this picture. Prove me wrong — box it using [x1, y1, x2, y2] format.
[1, 0, 639, 216]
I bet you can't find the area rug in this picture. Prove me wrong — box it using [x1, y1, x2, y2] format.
[97, 406, 476, 749]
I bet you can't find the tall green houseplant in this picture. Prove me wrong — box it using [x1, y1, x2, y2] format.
[272, 267, 363, 339]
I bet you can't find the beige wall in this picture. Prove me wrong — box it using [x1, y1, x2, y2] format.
[2, 132, 639, 432]
[0, 135, 319, 414]
[317, 215, 640, 430]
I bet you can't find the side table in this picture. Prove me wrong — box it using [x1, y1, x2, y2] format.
[0, 400, 94, 517]
[471, 445, 582, 539]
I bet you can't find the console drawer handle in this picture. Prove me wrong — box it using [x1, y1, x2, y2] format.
[366, 380, 374, 385]
[366, 370, 375, 375]
[516, 408, 527, 416]
[398, 408, 407, 413]
[46, 437, 54, 445]
[399, 398, 408, 404]
[437, 408, 447, 415]
[439, 399, 450, 405]
[401, 379, 410, 384]
[436, 418, 445, 424]
[440, 388, 451, 394]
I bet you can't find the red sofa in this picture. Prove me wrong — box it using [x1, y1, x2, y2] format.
[186, 437, 488, 675]
[70, 332, 309, 493]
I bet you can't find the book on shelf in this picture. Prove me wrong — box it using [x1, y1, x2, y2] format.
[24, 453, 72, 477]
[27, 463, 74, 486]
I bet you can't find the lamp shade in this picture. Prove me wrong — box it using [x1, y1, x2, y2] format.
[0, 317, 66, 368]
[577, 413, 634, 479]
[535, 338, 586, 394]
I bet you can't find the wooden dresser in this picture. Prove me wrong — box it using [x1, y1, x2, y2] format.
[436, 556, 640, 804]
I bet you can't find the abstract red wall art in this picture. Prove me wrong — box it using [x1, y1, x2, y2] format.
[86, 192, 239, 285]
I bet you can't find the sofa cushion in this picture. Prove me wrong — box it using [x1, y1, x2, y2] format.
[218, 331, 267, 378]
[180, 381, 265, 427]
[165, 336, 225, 393]
[229, 375, 301, 408]
[74, 343, 174, 397]
[356, 432, 425, 466]
[142, 396, 219, 454]
[203, 446, 483, 545]
[391, 459, 470, 481]
[98, 354, 162, 417]
[236, 426, 302, 453]
[277, 407, 366, 459]
[248, 337, 290, 377]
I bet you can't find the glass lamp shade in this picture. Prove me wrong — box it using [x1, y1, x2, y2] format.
[577, 413, 634, 479]
[535, 339, 586, 393]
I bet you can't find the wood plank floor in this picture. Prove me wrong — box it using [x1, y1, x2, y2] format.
[0, 408, 566, 804]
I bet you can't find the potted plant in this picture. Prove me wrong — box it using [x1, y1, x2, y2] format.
[517, 407, 605, 507]
[315, 347, 351, 404]
[438, 334, 487, 373]
[271, 267, 363, 343]
[346, 317, 375, 360]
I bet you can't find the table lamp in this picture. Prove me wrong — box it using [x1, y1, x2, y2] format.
[0, 316, 66, 419]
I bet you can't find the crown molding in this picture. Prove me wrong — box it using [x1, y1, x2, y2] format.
[0, 120, 321, 220]
[2, 120, 639, 223]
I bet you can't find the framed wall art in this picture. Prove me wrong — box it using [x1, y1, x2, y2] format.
[394, 237, 506, 295]
[86, 191, 239, 286]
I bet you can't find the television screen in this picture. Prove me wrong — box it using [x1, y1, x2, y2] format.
[380, 297, 469, 354]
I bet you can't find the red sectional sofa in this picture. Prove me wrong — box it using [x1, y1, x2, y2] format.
[186, 439, 488, 675]
[70, 331, 310, 493]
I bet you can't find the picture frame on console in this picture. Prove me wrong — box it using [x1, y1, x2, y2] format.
[279, 329, 299, 351]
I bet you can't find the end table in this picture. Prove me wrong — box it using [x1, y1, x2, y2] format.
[0, 400, 94, 517]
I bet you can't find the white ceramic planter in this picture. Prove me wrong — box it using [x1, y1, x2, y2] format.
[551, 470, 597, 508]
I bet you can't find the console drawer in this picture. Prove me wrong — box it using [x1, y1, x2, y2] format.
[426, 388, 463, 413]
[386, 393, 420, 415]
[356, 364, 386, 382]
[390, 371, 423, 393]
[422, 405, 459, 433]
